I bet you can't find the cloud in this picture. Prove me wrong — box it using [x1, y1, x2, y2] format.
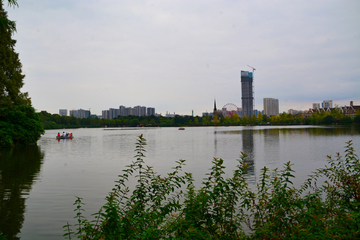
[6, 0, 360, 115]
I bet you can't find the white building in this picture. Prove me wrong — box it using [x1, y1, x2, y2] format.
[59, 109, 67, 116]
[312, 103, 320, 109]
[322, 100, 333, 109]
[263, 98, 279, 116]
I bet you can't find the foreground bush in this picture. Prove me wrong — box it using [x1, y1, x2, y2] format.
[64, 136, 359, 239]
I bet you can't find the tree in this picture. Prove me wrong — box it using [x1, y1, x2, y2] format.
[323, 115, 334, 125]
[262, 114, 268, 123]
[0, 1, 44, 147]
[0, 1, 30, 108]
[0, 0, 18, 34]
[257, 111, 263, 123]
[229, 113, 240, 124]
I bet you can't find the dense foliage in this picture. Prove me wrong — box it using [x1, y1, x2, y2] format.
[0, 1, 29, 108]
[40, 109, 360, 129]
[0, 105, 44, 147]
[0, 1, 44, 148]
[64, 137, 359, 239]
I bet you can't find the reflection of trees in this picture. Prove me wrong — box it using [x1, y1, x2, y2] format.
[0, 146, 44, 240]
[258, 126, 360, 136]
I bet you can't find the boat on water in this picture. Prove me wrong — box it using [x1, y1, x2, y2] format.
[56, 136, 74, 140]
[178, 127, 185, 130]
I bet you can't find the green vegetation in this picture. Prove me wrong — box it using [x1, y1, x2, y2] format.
[0, 1, 44, 148]
[40, 109, 360, 129]
[64, 136, 359, 239]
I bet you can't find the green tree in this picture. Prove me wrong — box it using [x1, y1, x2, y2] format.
[257, 111, 263, 123]
[251, 113, 257, 124]
[354, 115, 360, 124]
[0, 105, 44, 147]
[0, 1, 30, 108]
[194, 117, 199, 125]
[0, 1, 44, 148]
[323, 115, 334, 125]
[130, 118, 139, 127]
[213, 114, 220, 124]
[262, 114, 268, 123]
[229, 113, 240, 124]
[0, 0, 17, 34]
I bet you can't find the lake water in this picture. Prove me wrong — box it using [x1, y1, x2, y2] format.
[0, 125, 359, 240]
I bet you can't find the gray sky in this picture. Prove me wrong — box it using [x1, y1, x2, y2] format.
[6, 0, 360, 116]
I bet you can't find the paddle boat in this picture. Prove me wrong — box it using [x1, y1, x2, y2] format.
[56, 136, 74, 140]
[56, 132, 74, 139]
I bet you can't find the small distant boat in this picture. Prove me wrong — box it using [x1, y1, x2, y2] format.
[56, 136, 74, 140]
[178, 127, 185, 130]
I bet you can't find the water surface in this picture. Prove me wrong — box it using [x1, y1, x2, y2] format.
[0, 125, 358, 239]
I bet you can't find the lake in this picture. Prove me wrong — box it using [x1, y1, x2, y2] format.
[0, 125, 359, 240]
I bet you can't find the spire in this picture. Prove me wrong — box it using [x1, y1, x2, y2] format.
[214, 99, 217, 111]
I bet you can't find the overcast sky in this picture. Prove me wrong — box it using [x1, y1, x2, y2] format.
[6, 0, 360, 116]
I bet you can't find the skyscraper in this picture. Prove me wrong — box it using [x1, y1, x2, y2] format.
[263, 98, 279, 116]
[241, 71, 254, 117]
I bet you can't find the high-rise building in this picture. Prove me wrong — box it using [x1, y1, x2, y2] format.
[85, 110, 91, 118]
[147, 107, 155, 116]
[59, 109, 67, 116]
[312, 103, 320, 109]
[322, 100, 333, 109]
[134, 106, 146, 116]
[102, 110, 109, 119]
[263, 98, 279, 116]
[119, 105, 126, 116]
[77, 109, 86, 118]
[70, 110, 77, 117]
[241, 71, 254, 118]
[140, 106, 146, 116]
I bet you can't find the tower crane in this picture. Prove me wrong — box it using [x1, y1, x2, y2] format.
[247, 65, 256, 113]
[247, 65, 256, 73]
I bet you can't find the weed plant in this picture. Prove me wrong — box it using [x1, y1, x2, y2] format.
[64, 135, 359, 239]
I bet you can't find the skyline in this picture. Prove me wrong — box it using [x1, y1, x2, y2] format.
[6, 0, 360, 116]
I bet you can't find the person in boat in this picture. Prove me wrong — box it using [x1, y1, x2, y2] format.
[69, 133, 73, 137]
[57, 132, 60, 137]
[62, 132, 66, 137]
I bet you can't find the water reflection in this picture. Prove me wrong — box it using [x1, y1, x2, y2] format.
[242, 130, 255, 183]
[214, 129, 256, 182]
[0, 146, 44, 240]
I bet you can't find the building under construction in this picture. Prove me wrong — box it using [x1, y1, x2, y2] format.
[241, 70, 254, 118]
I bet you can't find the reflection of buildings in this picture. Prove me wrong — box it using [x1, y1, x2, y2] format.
[241, 71, 254, 118]
[0, 146, 44, 240]
[242, 130, 255, 183]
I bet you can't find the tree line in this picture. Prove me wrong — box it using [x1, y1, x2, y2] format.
[40, 108, 360, 130]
